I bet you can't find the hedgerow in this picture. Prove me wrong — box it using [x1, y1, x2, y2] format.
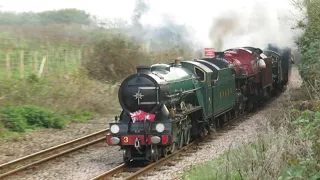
[0, 105, 65, 132]
[296, 0, 320, 91]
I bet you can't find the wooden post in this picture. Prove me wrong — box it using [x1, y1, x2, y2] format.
[64, 50, 68, 73]
[55, 50, 59, 75]
[83, 48, 88, 65]
[20, 50, 24, 78]
[72, 49, 76, 65]
[78, 49, 82, 67]
[6, 53, 11, 78]
[34, 51, 38, 72]
[46, 51, 50, 74]
[38, 56, 47, 78]
[52, 49, 55, 75]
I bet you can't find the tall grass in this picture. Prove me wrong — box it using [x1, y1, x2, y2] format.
[0, 25, 123, 138]
[0, 22, 196, 138]
[182, 87, 320, 180]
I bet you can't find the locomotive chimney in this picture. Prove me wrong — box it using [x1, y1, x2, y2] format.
[136, 66, 151, 73]
[175, 56, 183, 66]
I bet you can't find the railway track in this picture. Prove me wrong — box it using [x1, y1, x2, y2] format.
[0, 93, 280, 180]
[0, 129, 109, 179]
[90, 142, 195, 180]
[90, 107, 260, 180]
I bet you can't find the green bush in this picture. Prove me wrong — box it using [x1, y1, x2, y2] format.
[182, 109, 320, 180]
[297, 40, 320, 85]
[295, 0, 320, 91]
[278, 110, 320, 180]
[291, 110, 320, 144]
[278, 158, 320, 180]
[0, 105, 66, 132]
[84, 34, 149, 81]
[0, 73, 118, 115]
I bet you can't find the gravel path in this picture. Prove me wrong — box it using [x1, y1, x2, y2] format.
[0, 68, 302, 180]
[0, 113, 119, 164]
[4, 142, 123, 180]
[138, 67, 302, 180]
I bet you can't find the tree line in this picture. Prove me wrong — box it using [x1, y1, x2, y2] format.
[294, 0, 320, 88]
[0, 8, 92, 25]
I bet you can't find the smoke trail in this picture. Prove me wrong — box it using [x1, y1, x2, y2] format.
[208, 12, 245, 51]
[208, 0, 301, 50]
[131, 0, 149, 44]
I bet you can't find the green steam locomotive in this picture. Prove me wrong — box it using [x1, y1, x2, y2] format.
[106, 46, 293, 163]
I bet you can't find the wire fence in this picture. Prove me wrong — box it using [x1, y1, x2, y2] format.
[0, 48, 85, 79]
[0, 34, 91, 79]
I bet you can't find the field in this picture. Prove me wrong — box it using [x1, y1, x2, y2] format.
[0, 3, 318, 179]
[0, 25, 122, 137]
[0, 17, 197, 138]
[0, 25, 94, 79]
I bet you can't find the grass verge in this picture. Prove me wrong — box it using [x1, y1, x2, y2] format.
[0, 70, 119, 140]
[182, 88, 320, 180]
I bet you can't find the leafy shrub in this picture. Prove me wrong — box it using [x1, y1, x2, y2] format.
[295, 0, 320, 92]
[278, 158, 320, 180]
[84, 34, 149, 82]
[0, 72, 119, 115]
[298, 40, 320, 86]
[0, 9, 92, 26]
[278, 110, 320, 180]
[182, 109, 320, 180]
[0, 105, 65, 132]
[290, 110, 320, 151]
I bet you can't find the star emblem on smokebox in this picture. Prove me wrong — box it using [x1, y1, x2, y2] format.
[133, 91, 144, 100]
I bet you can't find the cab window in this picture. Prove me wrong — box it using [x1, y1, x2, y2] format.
[195, 67, 205, 82]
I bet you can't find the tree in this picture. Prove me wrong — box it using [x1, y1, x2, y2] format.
[293, 0, 320, 88]
[0, 8, 92, 26]
[38, 9, 91, 25]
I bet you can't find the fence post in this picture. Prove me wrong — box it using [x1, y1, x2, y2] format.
[46, 51, 50, 74]
[20, 50, 24, 78]
[64, 50, 68, 73]
[72, 49, 76, 65]
[34, 51, 38, 72]
[83, 48, 88, 65]
[38, 56, 47, 78]
[78, 49, 82, 67]
[6, 52, 11, 78]
[55, 50, 60, 75]
[52, 49, 55, 75]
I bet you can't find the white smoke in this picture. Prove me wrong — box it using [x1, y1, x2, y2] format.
[209, 0, 302, 50]
[139, 0, 302, 51]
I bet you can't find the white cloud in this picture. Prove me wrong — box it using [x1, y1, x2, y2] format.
[1, 0, 301, 48]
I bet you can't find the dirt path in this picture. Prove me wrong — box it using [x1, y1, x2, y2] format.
[0, 114, 118, 164]
[139, 67, 303, 180]
[0, 67, 303, 180]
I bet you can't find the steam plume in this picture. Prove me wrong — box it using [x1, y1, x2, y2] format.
[208, 0, 300, 50]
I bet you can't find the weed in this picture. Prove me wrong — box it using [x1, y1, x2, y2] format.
[0, 105, 65, 132]
[182, 91, 319, 180]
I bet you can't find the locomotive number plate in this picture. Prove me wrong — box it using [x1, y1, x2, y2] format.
[123, 136, 129, 143]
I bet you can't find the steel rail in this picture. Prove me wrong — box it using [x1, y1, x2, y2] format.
[90, 163, 128, 180]
[120, 110, 257, 180]
[90, 142, 195, 180]
[90, 95, 279, 180]
[0, 128, 109, 178]
[91, 111, 251, 180]
[123, 141, 195, 180]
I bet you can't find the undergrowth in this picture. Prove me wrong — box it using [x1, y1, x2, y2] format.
[182, 88, 320, 180]
[0, 5, 197, 140]
[0, 105, 65, 132]
[0, 71, 119, 139]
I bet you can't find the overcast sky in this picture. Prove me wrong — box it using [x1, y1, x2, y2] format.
[0, 0, 301, 48]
